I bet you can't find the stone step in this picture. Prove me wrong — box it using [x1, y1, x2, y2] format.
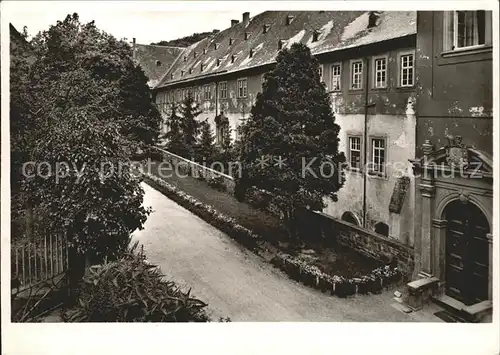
[431, 295, 492, 323]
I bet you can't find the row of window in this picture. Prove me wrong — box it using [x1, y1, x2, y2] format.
[159, 78, 250, 104]
[348, 136, 386, 176]
[319, 52, 415, 92]
[160, 51, 415, 104]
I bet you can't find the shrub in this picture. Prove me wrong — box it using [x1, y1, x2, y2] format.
[63, 244, 210, 322]
[245, 188, 272, 210]
[206, 175, 226, 192]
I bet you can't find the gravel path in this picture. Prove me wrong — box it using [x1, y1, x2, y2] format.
[132, 183, 434, 322]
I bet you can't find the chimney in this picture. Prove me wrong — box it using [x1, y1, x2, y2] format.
[132, 37, 136, 60]
[231, 19, 239, 27]
[242, 12, 250, 27]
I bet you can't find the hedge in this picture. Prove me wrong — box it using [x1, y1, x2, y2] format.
[139, 171, 401, 298]
[140, 172, 262, 252]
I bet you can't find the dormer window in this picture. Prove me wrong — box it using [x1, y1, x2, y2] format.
[201, 63, 205, 71]
[229, 38, 234, 45]
[231, 55, 236, 63]
[217, 58, 222, 66]
[244, 32, 251, 40]
[278, 39, 285, 50]
[249, 49, 254, 58]
[181, 70, 185, 77]
[312, 30, 320, 42]
[214, 42, 220, 49]
[263, 24, 271, 33]
[189, 68, 193, 74]
[183, 56, 187, 62]
[156, 60, 162, 67]
[194, 51, 198, 58]
[170, 73, 174, 79]
[203, 48, 207, 54]
[286, 15, 295, 25]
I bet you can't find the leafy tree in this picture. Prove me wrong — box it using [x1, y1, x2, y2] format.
[25, 13, 161, 152]
[236, 43, 346, 236]
[195, 119, 216, 163]
[10, 13, 154, 267]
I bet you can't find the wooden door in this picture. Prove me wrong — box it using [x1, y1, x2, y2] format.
[445, 201, 490, 306]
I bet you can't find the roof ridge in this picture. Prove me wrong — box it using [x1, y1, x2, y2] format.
[138, 43, 185, 50]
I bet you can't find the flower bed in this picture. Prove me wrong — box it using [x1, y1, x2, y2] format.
[271, 252, 401, 297]
[140, 171, 402, 298]
[141, 172, 262, 252]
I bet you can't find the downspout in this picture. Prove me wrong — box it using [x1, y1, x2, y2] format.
[363, 56, 375, 228]
[215, 81, 219, 116]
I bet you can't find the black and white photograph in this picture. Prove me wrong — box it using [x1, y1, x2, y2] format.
[1, 1, 498, 354]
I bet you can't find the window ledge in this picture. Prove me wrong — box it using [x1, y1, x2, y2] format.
[441, 45, 493, 58]
[370, 86, 389, 92]
[367, 171, 388, 180]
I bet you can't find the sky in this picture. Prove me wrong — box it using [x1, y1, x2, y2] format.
[4, 2, 270, 45]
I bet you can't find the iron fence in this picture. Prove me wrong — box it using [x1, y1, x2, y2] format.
[11, 232, 69, 293]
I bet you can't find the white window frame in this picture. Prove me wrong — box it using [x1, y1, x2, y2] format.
[444, 11, 493, 51]
[318, 64, 324, 83]
[237, 78, 248, 98]
[331, 63, 342, 91]
[350, 60, 363, 90]
[219, 81, 228, 100]
[369, 137, 386, 176]
[373, 56, 388, 89]
[347, 136, 362, 171]
[399, 51, 414, 87]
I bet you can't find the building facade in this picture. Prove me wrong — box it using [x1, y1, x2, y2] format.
[412, 11, 493, 310]
[152, 11, 419, 248]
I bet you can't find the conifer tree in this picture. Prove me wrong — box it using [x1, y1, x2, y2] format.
[179, 94, 202, 158]
[164, 103, 186, 156]
[196, 119, 216, 163]
[236, 43, 346, 236]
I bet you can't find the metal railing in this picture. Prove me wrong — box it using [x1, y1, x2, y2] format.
[11, 233, 69, 294]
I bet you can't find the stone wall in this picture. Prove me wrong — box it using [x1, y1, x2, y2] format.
[312, 211, 414, 276]
[153, 147, 236, 193]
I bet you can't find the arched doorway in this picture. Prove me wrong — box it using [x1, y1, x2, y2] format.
[444, 200, 490, 305]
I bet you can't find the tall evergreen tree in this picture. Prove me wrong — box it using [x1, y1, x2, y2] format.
[178, 94, 202, 158]
[236, 43, 346, 236]
[164, 103, 186, 156]
[195, 119, 216, 163]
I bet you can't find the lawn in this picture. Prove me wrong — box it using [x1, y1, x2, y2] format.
[145, 160, 382, 278]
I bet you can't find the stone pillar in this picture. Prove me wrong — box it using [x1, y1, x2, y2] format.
[432, 219, 448, 289]
[487, 233, 493, 299]
[417, 140, 435, 277]
[419, 181, 435, 276]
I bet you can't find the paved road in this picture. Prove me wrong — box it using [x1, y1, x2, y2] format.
[132, 183, 434, 322]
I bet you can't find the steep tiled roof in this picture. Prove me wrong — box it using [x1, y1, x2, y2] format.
[133, 44, 183, 87]
[155, 11, 416, 89]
